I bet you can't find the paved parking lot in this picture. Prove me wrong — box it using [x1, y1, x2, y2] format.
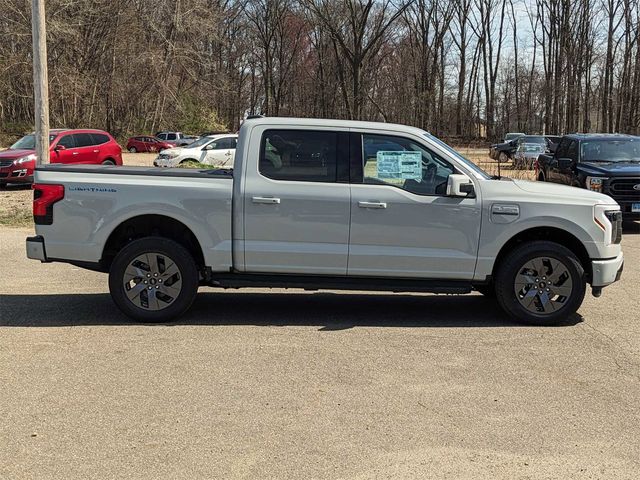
[1, 224, 639, 479]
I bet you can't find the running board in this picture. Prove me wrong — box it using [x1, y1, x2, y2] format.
[205, 273, 473, 294]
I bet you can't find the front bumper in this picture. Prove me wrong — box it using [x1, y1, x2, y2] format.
[591, 252, 624, 287]
[0, 166, 34, 184]
[26, 235, 48, 262]
[153, 158, 176, 168]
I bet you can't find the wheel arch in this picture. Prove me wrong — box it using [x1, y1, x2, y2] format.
[492, 226, 592, 282]
[101, 214, 205, 271]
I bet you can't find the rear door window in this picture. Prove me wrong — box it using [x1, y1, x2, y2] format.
[73, 133, 94, 148]
[91, 133, 110, 145]
[167, 133, 177, 140]
[260, 130, 338, 183]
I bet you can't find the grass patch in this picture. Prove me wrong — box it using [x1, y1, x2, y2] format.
[0, 203, 32, 227]
[177, 161, 219, 169]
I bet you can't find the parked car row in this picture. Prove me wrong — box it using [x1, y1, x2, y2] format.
[489, 132, 561, 168]
[0, 129, 122, 187]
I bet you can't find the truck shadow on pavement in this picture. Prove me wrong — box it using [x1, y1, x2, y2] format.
[0, 292, 583, 329]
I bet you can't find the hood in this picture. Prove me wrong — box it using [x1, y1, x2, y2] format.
[512, 179, 614, 204]
[577, 161, 640, 176]
[161, 147, 183, 156]
[0, 148, 35, 160]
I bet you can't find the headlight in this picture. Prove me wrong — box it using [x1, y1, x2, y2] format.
[586, 176, 607, 192]
[14, 154, 36, 164]
[594, 204, 622, 244]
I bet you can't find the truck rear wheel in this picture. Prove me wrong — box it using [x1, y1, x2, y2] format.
[108, 237, 199, 322]
[495, 241, 586, 325]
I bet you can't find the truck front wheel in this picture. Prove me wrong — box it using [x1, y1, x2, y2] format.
[108, 237, 199, 322]
[495, 241, 586, 325]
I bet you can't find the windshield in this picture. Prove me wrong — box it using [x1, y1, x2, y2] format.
[505, 133, 524, 141]
[424, 133, 491, 179]
[187, 136, 214, 149]
[11, 134, 57, 150]
[581, 139, 640, 162]
[523, 136, 546, 144]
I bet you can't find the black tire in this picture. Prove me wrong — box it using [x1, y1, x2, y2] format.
[128, 147, 137, 153]
[498, 152, 509, 163]
[495, 241, 586, 326]
[108, 236, 199, 322]
[537, 172, 545, 182]
[0, 181, 6, 189]
[102, 159, 116, 165]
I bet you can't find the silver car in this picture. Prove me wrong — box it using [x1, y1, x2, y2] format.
[513, 135, 548, 169]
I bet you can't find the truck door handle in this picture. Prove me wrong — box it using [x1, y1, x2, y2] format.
[72, 152, 79, 155]
[358, 201, 387, 209]
[252, 196, 281, 205]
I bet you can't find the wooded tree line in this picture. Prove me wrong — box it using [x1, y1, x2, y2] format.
[1, 0, 640, 141]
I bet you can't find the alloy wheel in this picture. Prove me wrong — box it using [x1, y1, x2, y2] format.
[123, 252, 183, 311]
[514, 256, 573, 315]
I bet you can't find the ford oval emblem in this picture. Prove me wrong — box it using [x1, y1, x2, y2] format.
[635, 184, 640, 191]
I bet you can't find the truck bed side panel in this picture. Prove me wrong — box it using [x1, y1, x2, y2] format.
[34, 169, 233, 271]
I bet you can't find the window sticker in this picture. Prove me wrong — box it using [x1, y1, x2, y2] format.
[376, 151, 422, 180]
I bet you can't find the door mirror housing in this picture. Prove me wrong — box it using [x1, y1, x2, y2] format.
[447, 174, 475, 197]
[54, 145, 66, 151]
[557, 157, 573, 169]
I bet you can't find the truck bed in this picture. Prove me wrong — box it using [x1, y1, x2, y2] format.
[33, 164, 234, 271]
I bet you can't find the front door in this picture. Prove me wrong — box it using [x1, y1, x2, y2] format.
[348, 132, 482, 279]
[51, 133, 77, 164]
[242, 128, 351, 275]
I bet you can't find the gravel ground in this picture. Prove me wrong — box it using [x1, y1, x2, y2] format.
[1, 224, 639, 479]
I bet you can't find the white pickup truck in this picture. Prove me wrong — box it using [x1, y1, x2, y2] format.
[26, 117, 624, 325]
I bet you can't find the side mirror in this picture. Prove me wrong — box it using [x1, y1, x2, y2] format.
[447, 174, 475, 198]
[54, 145, 66, 151]
[557, 157, 573, 169]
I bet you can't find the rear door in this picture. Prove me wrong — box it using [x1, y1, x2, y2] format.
[72, 133, 97, 163]
[348, 132, 481, 279]
[242, 128, 351, 275]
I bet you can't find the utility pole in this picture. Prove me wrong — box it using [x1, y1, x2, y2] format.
[31, 0, 50, 165]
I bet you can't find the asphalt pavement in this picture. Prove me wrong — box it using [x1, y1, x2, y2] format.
[1, 225, 639, 479]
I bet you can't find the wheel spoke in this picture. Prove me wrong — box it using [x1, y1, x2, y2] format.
[124, 265, 145, 280]
[146, 253, 160, 274]
[125, 281, 146, 302]
[162, 262, 180, 279]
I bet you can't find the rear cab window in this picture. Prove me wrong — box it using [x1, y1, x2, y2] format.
[259, 129, 344, 183]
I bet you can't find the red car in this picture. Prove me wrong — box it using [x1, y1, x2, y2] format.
[126, 135, 172, 153]
[0, 128, 122, 187]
